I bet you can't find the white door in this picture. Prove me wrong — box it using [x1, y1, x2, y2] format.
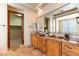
[0, 3, 7, 50]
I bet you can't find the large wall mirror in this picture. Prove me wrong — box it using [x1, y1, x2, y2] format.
[36, 6, 79, 36]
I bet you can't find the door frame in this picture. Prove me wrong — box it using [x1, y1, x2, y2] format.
[8, 10, 24, 48]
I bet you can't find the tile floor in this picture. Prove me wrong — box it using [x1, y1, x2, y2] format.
[0, 45, 45, 56]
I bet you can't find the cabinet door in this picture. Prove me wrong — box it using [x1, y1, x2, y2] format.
[46, 39, 55, 56]
[62, 42, 79, 56]
[31, 35, 34, 46]
[31, 35, 35, 46]
[41, 38, 46, 53]
[37, 37, 41, 50]
[34, 36, 38, 48]
[68, 50, 79, 56]
[54, 40, 61, 56]
[31, 35, 38, 48]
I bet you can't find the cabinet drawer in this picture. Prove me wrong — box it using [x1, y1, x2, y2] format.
[62, 42, 79, 52]
[62, 49, 79, 56]
[62, 42, 79, 56]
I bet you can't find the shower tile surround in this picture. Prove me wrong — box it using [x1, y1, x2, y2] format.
[10, 26, 22, 48]
[10, 13, 22, 48]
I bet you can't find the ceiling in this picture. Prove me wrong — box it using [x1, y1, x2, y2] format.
[25, 3, 39, 8]
[8, 3, 68, 13]
[19, 3, 48, 10]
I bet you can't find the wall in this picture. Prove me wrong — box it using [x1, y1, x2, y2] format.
[24, 8, 36, 47]
[8, 4, 24, 14]
[0, 3, 8, 52]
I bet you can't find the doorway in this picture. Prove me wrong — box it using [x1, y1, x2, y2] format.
[44, 17, 50, 32]
[8, 11, 24, 48]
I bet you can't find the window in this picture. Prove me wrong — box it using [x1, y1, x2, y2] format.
[62, 20, 69, 33]
[56, 13, 79, 33]
[49, 17, 55, 33]
[62, 18, 77, 33]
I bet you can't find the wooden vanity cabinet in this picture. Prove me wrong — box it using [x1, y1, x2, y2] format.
[46, 38, 55, 56]
[37, 36, 46, 53]
[31, 34, 38, 48]
[62, 42, 79, 56]
[37, 36, 42, 50]
[40, 37, 46, 53]
[31, 34, 46, 53]
[46, 38, 62, 56]
[54, 40, 62, 56]
[31, 34, 79, 56]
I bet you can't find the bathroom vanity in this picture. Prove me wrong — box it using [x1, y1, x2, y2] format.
[31, 33, 79, 56]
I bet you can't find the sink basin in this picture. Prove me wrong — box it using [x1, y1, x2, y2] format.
[37, 31, 45, 36]
[68, 41, 77, 43]
[49, 35, 64, 39]
[49, 34, 56, 38]
[57, 36, 64, 39]
[49, 36, 56, 38]
[39, 33, 45, 36]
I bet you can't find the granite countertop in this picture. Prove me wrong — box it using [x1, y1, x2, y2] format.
[44, 35, 79, 45]
[32, 33, 79, 45]
[61, 39, 79, 45]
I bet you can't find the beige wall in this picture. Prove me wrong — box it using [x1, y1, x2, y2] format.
[8, 4, 24, 14]
[24, 8, 36, 47]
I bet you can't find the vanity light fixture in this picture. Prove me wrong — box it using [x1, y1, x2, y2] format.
[16, 14, 22, 17]
[38, 8, 42, 14]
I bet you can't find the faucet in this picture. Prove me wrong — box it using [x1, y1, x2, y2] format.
[64, 33, 70, 41]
